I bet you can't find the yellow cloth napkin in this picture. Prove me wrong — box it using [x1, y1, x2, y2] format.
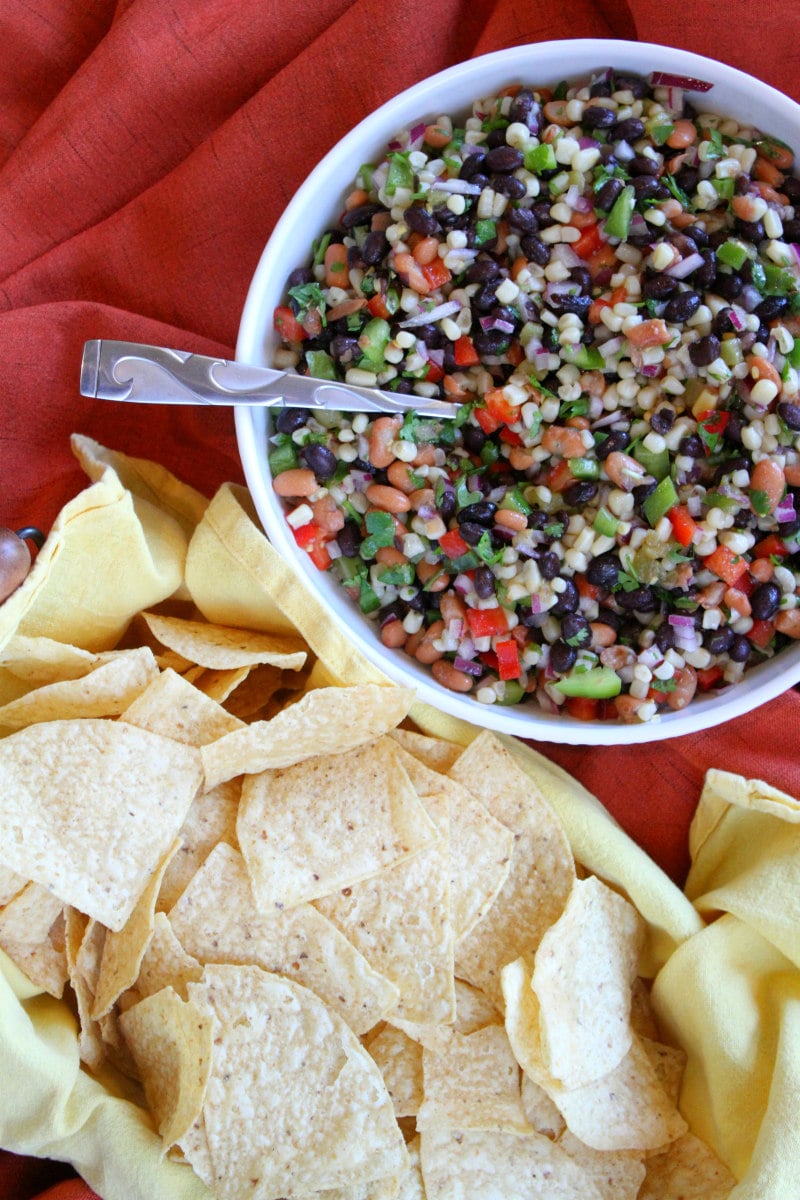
[0, 438, 797, 1198]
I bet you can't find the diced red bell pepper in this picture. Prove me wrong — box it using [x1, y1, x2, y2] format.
[474, 406, 502, 435]
[292, 521, 320, 549]
[453, 335, 480, 367]
[575, 573, 601, 601]
[748, 618, 776, 648]
[308, 541, 332, 571]
[564, 695, 600, 721]
[420, 259, 452, 291]
[572, 222, 603, 260]
[499, 427, 524, 446]
[466, 607, 510, 638]
[484, 387, 518, 425]
[696, 665, 724, 691]
[438, 528, 470, 560]
[423, 360, 444, 383]
[668, 505, 699, 548]
[753, 533, 790, 559]
[367, 293, 392, 320]
[292, 521, 331, 570]
[495, 638, 522, 680]
[702, 544, 748, 587]
[542, 458, 576, 493]
[273, 305, 307, 342]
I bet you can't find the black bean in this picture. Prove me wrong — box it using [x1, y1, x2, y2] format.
[590, 79, 612, 97]
[642, 273, 678, 301]
[595, 177, 624, 212]
[461, 423, 486, 455]
[689, 334, 721, 367]
[704, 626, 735, 655]
[458, 521, 488, 546]
[539, 551, 561, 580]
[569, 266, 593, 293]
[508, 206, 538, 234]
[549, 640, 578, 673]
[508, 88, 535, 126]
[472, 281, 501, 312]
[466, 257, 502, 285]
[560, 612, 591, 645]
[723, 414, 745, 445]
[632, 481, 657, 508]
[275, 405, 312, 435]
[286, 266, 314, 289]
[330, 334, 359, 361]
[612, 116, 645, 142]
[486, 127, 509, 149]
[756, 295, 790, 321]
[629, 154, 659, 176]
[552, 293, 592, 319]
[732, 508, 758, 530]
[712, 306, 736, 337]
[615, 74, 647, 98]
[585, 552, 621, 590]
[491, 173, 527, 199]
[678, 434, 704, 457]
[531, 201, 556, 227]
[750, 582, 781, 621]
[438, 488, 457, 524]
[361, 230, 388, 265]
[655, 622, 676, 653]
[337, 519, 361, 558]
[729, 634, 751, 662]
[713, 271, 743, 302]
[551, 578, 580, 615]
[663, 290, 702, 323]
[485, 145, 523, 173]
[457, 501, 497, 526]
[649, 405, 675, 434]
[341, 203, 382, 230]
[778, 401, 800, 431]
[693, 249, 718, 290]
[596, 429, 630, 460]
[782, 217, 800, 241]
[473, 328, 511, 355]
[682, 222, 709, 248]
[674, 165, 699, 193]
[459, 149, 487, 180]
[616, 585, 657, 611]
[520, 235, 550, 266]
[563, 480, 598, 507]
[631, 175, 662, 202]
[583, 104, 617, 130]
[473, 566, 496, 598]
[405, 205, 439, 236]
[517, 604, 544, 628]
[735, 218, 766, 243]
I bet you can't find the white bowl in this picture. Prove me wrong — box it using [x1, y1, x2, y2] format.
[236, 38, 800, 745]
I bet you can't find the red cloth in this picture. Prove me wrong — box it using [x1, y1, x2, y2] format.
[2, 3, 800, 1197]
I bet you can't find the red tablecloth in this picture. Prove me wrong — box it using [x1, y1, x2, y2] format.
[2, 2, 800, 1196]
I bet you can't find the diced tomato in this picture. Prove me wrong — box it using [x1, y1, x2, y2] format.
[625, 318, 671, 348]
[453, 335, 480, 367]
[484, 387, 518, 425]
[367, 293, 392, 319]
[466, 607, 510, 638]
[748, 618, 776, 648]
[292, 521, 320, 549]
[668, 505, 699, 548]
[292, 520, 331, 569]
[564, 695, 600, 721]
[499, 427, 524, 446]
[753, 533, 790, 559]
[420, 258, 452, 291]
[697, 410, 729, 438]
[506, 342, 525, 366]
[479, 649, 499, 671]
[308, 541, 332, 571]
[696, 665, 724, 691]
[438, 528, 470, 560]
[572, 222, 603, 260]
[495, 638, 522, 681]
[702, 544, 748, 587]
[575, 574, 601, 601]
[423, 360, 444, 383]
[273, 305, 307, 342]
[586, 242, 619, 281]
[474, 405, 501, 434]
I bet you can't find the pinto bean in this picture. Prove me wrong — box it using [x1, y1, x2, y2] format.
[414, 620, 445, 664]
[365, 483, 412, 513]
[666, 665, 698, 711]
[272, 468, 317, 497]
[749, 458, 786, 515]
[432, 659, 475, 691]
[368, 417, 402, 468]
[380, 618, 409, 648]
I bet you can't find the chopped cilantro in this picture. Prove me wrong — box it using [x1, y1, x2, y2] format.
[650, 676, 678, 693]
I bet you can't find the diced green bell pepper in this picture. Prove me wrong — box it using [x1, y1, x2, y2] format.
[523, 143, 557, 173]
[593, 506, 620, 537]
[304, 349, 337, 380]
[633, 442, 670, 481]
[604, 185, 636, 241]
[553, 667, 622, 698]
[568, 456, 600, 480]
[561, 344, 605, 370]
[716, 239, 750, 270]
[642, 475, 679, 526]
[358, 317, 391, 369]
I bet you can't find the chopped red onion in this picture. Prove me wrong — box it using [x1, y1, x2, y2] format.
[399, 300, 461, 328]
[668, 613, 696, 629]
[545, 280, 581, 303]
[453, 655, 484, 677]
[408, 121, 427, 150]
[687, 495, 703, 516]
[480, 315, 515, 334]
[739, 284, 763, 313]
[665, 251, 705, 279]
[613, 139, 635, 162]
[524, 337, 544, 362]
[417, 503, 438, 521]
[572, 193, 594, 213]
[386, 138, 403, 151]
[792, 243, 800, 268]
[431, 178, 482, 195]
[454, 573, 474, 595]
[488, 486, 508, 504]
[728, 307, 745, 331]
[776, 497, 797, 523]
[599, 336, 623, 360]
[564, 183, 582, 209]
[447, 617, 464, 640]
[640, 363, 662, 378]
[577, 137, 599, 151]
[350, 469, 373, 491]
[628, 212, 650, 239]
[591, 410, 626, 430]
[427, 346, 445, 367]
[528, 594, 544, 614]
[650, 71, 713, 93]
[551, 243, 584, 268]
[665, 86, 684, 113]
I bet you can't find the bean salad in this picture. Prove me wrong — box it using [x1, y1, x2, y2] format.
[270, 67, 800, 724]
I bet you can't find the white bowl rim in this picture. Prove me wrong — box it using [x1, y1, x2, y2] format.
[236, 37, 800, 746]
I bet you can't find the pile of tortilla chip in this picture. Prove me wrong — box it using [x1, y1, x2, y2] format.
[0, 597, 737, 1199]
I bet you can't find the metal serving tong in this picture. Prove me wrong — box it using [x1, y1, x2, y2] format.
[80, 340, 457, 418]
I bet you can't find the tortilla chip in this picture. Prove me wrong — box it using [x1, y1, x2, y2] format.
[91, 838, 181, 1019]
[448, 731, 575, 1004]
[389, 728, 463, 773]
[218, 662, 289, 721]
[0, 883, 67, 997]
[367, 1025, 424, 1118]
[532, 876, 643, 1088]
[0, 719, 203, 930]
[396, 1136, 425, 1200]
[556, 1129, 646, 1200]
[417, 1024, 530, 1135]
[0, 635, 101, 683]
[119, 985, 215, 1151]
[642, 1036, 687, 1106]
[521, 1074, 566, 1140]
[502, 957, 687, 1152]
[187, 964, 408, 1198]
[0, 864, 27, 906]
[238, 738, 439, 911]
[420, 1125, 604, 1199]
[392, 745, 514, 941]
[122, 666, 245, 745]
[186, 665, 251, 703]
[315, 791, 454, 1025]
[200, 685, 414, 789]
[135, 912, 204, 1000]
[0, 646, 160, 729]
[142, 611, 307, 672]
[638, 1131, 737, 1198]
[168, 842, 399, 1035]
[69, 917, 108, 1071]
[157, 779, 241, 913]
